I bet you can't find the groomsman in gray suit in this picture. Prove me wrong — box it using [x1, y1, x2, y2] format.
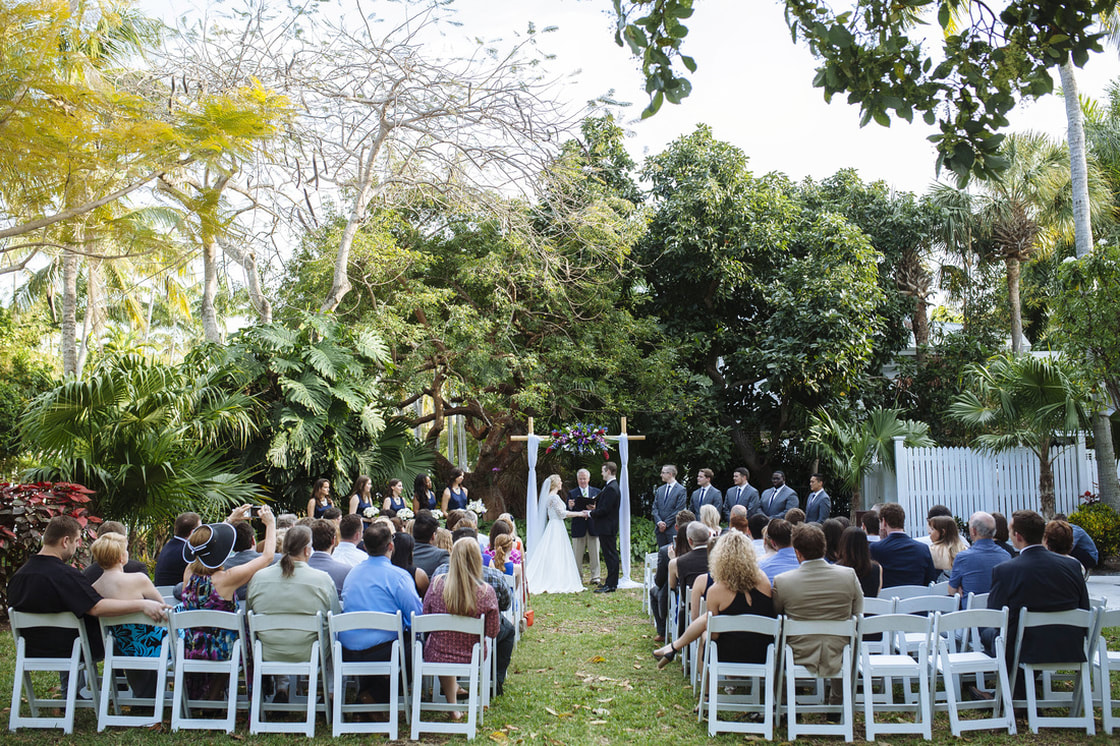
[803, 473, 831, 523]
[689, 468, 723, 517]
[760, 470, 799, 518]
[722, 466, 760, 521]
[652, 465, 687, 548]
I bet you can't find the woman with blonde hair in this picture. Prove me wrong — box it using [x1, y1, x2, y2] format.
[653, 529, 775, 668]
[928, 515, 969, 575]
[433, 527, 454, 552]
[699, 504, 721, 535]
[421, 538, 499, 718]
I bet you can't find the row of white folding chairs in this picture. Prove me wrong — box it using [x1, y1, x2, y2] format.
[9, 606, 494, 740]
[693, 602, 1115, 742]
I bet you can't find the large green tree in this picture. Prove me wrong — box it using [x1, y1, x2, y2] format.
[636, 126, 891, 478]
[280, 116, 679, 513]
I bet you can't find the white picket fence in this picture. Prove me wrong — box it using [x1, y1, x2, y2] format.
[862, 436, 1106, 535]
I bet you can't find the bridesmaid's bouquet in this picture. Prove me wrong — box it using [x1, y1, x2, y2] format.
[467, 498, 485, 515]
[363, 507, 378, 520]
[396, 507, 414, 521]
[545, 422, 611, 458]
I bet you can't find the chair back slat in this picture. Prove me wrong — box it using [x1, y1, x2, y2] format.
[328, 610, 401, 636]
[707, 613, 780, 637]
[411, 613, 484, 637]
[861, 612, 933, 637]
[896, 594, 959, 615]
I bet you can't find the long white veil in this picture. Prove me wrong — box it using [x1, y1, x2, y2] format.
[530, 476, 553, 554]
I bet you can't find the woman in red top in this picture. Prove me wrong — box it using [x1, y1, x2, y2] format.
[421, 537, 499, 718]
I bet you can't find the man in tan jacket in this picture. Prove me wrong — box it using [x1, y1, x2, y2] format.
[772, 523, 863, 703]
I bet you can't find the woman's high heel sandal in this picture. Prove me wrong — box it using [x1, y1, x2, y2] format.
[654, 642, 677, 670]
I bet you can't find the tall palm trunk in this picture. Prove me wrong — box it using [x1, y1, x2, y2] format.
[1005, 256, 1024, 352]
[61, 248, 79, 375]
[1039, 451, 1056, 519]
[1060, 59, 1120, 509]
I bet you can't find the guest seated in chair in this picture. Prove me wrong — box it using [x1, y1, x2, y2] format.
[420, 537, 500, 719]
[652, 529, 775, 669]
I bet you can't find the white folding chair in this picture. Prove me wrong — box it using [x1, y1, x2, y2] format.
[965, 591, 989, 610]
[928, 580, 951, 595]
[689, 594, 706, 692]
[642, 552, 658, 616]
[859, 613, 933, 740]
[501, 573, 522, 644]
[247, 611, 330, 736]
[168, 607, 248, 733]
[328, 610, 408, 738]
[410, 612, 486, 740]
[155, 585, 178, 605]
[934, 607, 1016, 736]
[697, 613, 781, 739]
[1010, 607, 1097, 734]
[862, 597, 896, 616]
[1094, 607, 1120, 734]
[895, 594, 959, 656]
[781, 616, 858, 742]
[886, 584, 937, 601]
[8, 609, 100, 734]
[96, 612, 172, 730]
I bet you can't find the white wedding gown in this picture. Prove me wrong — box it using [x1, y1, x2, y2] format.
[526, 493, 586, 594]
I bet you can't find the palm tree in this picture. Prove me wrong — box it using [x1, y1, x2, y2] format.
[807, 407, 936, 519]
[949, 353, 1093, 518]
[20, 352, 261, 526]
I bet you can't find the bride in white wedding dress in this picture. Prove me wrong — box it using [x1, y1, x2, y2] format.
[525, 474, 587, 594]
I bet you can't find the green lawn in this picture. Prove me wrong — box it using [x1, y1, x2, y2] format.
[3, 588, 1120, 743]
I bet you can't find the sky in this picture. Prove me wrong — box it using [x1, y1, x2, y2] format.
[153, 0, 1120, 194]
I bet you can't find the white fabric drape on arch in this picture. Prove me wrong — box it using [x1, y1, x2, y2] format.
[615, 436, 639, 588]
[524, 434, 542, 565]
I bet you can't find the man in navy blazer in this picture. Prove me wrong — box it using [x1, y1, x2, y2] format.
[153, 511, 201, 586]
[689, 468, 723, 517]
[759, 471, 799, 518]
[722, 466, 760, 521]
[986, 510, 1089, 672]
[803, 473, 831, 524]
[652, 465, 687, 547]
[869, 503, 937, 587]
[590, 462, 622, 592]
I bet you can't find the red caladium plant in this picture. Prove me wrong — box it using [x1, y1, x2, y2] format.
[0, 482, 102, 617]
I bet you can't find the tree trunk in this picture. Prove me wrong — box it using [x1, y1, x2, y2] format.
[1060, 60, 1093, 260]
[849, 487, 863, 522]
[1039, 453, 1056, 519]
[1059, 60, 1120, 508]
[1092, 413, 1120, 511]
[1005, 256, 1023, 352]
[912, 296, 929, 359]
[60, 248, 79, 375]
[219, 237, 271, 324]
[76, 254, 103, 377]
[200, 234, 222, 343]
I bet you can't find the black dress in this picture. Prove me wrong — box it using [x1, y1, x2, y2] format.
[856, 561, 882, 599]
[712, 587, 777, 664]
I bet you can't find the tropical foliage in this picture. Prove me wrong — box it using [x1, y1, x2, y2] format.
[20, 352, 261, 524]
[949, 353, 1093, 517]
[190, 312, 435, 510]
[806, 407, 935, 518]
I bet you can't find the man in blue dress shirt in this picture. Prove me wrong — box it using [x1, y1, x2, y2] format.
[340, 523, 423, 703]
[948, 511, 1007, 597]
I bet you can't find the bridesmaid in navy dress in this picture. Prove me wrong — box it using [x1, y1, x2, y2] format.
[413, 473, 438, 512]
[306, 478, 333, 518]
[383, 478, 408, 512]
[347, 475, 374, 525]
[441, 467, 469, 512]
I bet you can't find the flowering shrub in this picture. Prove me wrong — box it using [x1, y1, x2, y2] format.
[1068, 502, 1120, 559]
[0, 482, 102, 615]
[545, 423, 611, 458]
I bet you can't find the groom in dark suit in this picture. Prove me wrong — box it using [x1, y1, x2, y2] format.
[590, 461, 621, 593]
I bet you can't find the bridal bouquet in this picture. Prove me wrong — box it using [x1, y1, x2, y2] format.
[467, 498, 485, 515]
[545, 422, 611, 458]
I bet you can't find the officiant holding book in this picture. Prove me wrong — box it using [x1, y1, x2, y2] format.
[567, 468, 601, 586]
